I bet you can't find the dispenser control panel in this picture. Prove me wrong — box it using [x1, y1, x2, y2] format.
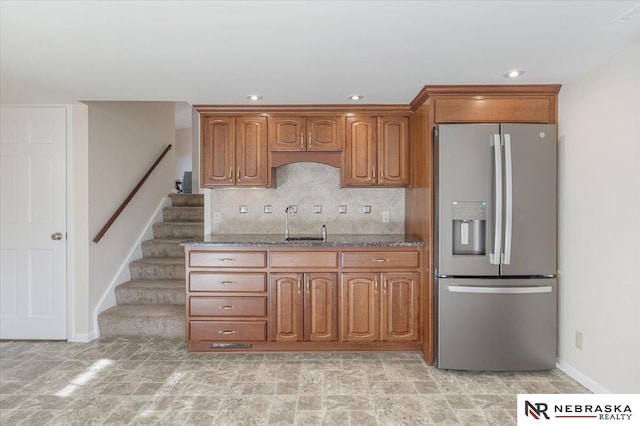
[452, 201, 487, 255]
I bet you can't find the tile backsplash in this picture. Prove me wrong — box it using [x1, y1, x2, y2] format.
[207, 163, 405, 234]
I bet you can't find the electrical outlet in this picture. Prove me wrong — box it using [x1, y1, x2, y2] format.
[264, 205, 273, 213]
[363, 205, 372, 214]
[239, 205, 248, 214]
[575, 330, 583, 350]
[338, 205, 347, 214]
[313, 205, 322, 214]
[382, 211, 390, 223]
[213, 212, 222, 224]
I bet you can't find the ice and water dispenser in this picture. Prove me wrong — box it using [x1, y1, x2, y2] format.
[452, 201, 486, 255]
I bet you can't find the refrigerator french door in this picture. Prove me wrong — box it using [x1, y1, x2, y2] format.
[434, 123, 557, 371]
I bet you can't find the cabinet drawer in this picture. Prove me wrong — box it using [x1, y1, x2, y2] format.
[342, 251, 419, 268]
[189, 251, 266, 268]
[189, 297, 267, 317]
[270, 251, 338, 268]
[189, 321, 267, 341]
[189, 273, 266, 292]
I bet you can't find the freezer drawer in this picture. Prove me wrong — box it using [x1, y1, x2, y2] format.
[437, 278, 556, 371]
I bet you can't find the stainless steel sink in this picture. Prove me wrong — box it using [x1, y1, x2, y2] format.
[285, 236, 325, 242]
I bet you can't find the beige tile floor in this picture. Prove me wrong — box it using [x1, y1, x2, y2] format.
[0, 337, 589, 425]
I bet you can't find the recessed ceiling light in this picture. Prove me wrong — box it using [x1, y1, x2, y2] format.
[504, 70, 525, 78]
[246, 95, 263, 101]
[348, 94, 364, 101]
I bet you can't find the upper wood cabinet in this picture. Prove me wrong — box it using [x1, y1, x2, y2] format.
[269, 116, 344, 151]
[343, 115, 410, 187]
[201, 115, 268, 187]
[201, 116, 235, 186]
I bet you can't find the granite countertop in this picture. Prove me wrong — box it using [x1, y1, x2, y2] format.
[181, 234, 424, 247]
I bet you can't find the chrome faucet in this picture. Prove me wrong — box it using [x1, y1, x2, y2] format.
[284, 205, 296, 239]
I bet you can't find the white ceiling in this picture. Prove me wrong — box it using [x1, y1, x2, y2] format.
[1, 1, 639, 106]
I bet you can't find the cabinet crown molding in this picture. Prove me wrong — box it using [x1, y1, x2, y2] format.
[195, 105, 412, 115]
[409, 84, 562, 111]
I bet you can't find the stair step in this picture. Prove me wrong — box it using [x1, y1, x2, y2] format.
[115, 279, 185, 305]
[153, 222, 203, 239]
[98, 305, 185, 337]
[169, 193, 204, 207]
[163, 206, 204, 222]
[129, 257, 185, 280]
[141, 239, 185, 258]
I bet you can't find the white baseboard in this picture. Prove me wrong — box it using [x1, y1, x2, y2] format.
[556, 358, 611, 394]
[90, 196, 171, 338]
[68, 330, 98, 343]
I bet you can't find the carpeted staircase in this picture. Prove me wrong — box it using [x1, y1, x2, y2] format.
[98, 193, 204, 337]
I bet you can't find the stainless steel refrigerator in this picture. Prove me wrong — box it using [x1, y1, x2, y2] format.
[434, 123, 557, 371]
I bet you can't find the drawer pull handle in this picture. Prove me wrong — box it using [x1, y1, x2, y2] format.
[220, 281, 235, 285]
[373, 258, 389, 262]
[220, 305, 236, 310]
[218, 330, 236, 335]
[219, 258, 236, 262]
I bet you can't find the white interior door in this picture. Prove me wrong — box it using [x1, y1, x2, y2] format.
[1, 106, 67, 339]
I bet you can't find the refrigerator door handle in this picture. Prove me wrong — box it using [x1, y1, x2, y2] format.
[490, 134, 503, 265]
[448, 285, 553, 294]
[503, 133, 513, 264]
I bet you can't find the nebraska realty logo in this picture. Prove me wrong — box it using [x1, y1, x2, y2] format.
[517, 394, 640, 425]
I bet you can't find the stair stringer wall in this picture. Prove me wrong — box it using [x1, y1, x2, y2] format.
[92, 196, 172, 339]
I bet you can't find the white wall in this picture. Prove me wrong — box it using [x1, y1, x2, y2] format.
[69, 103, 91, 339]
[175, 127, 192, 182]
[87, 102, 175, 331]
[558, 43, 640, 393]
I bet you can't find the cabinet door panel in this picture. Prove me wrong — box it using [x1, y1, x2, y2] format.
[201, 116, 234, 186]
[304, 273, 338, 342]
[340, 273, 379, 342]
[344, 116, 376, 186]
[236, 116, 268, 186]
[270, 274, 303, 342]
[380, 273, 419, 342]
[307, 116, 343, 151]
[378, 116, 409, 186]
[269, 116, 305, 151]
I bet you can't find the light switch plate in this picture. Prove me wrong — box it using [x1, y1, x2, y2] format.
[264, 205, 273, 213]
[382, 211, 389, 223]
[338, 205, 347, 214]
[313, 205, 322, 214]
[213, 212, 222, 224]
[239, 205, 248, 213]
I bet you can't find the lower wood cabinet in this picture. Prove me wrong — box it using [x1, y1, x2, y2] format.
[269, 273, 338, 342]
[184, 245, 424, 358]
[341, 272, 419, 343]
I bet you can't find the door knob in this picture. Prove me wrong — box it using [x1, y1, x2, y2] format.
[51, 232, 63, 240]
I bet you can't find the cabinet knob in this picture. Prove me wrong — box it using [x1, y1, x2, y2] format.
[219, 258, 236, 262]
[218, 330, 236, 335]
[373, 258, 389, 262]
[220, 281, 234, 285]
[219, 305, 236, 310]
